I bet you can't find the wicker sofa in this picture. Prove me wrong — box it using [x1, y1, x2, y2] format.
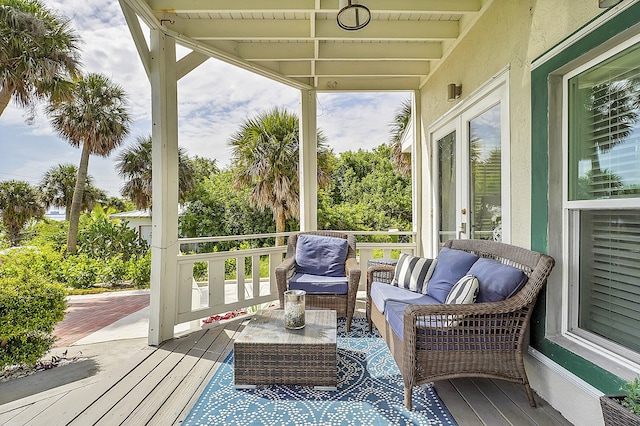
[276, 231, 361, 332]
[366, 239, 555, 410]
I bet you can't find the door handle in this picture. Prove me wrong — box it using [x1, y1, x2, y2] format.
[458, 222, 466, 239]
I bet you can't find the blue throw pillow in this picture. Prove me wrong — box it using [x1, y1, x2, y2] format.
[467, 258, 528, 302]
[426, 247, 479, 303]
[295, 234, 349, 277]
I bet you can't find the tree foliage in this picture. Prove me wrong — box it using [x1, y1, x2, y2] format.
[0, 0, 81, 118]
[319, 145, 412, 234]
[39, 163, 105, 220]
[0, 180, 45, 246]
[47, 73, 131, 253]
[389, 98, 412, 178]
[229, 107, 333, 245]
[181, 170, 277, 251]
[116, 134, 196, 210]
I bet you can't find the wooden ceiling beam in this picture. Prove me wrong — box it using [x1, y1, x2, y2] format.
[171, 18, 459, 41]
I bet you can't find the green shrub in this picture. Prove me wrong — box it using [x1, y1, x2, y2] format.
[621, 377, 640, 415]
[193, 261, 208, 282]
[99, 255, 128, 286]
[129, 251, 151, 288]
[57, 254, 99, 289]
[0, 246, 64, 281]
[78, 216, 148, 261]
[0, 273, 66, 369]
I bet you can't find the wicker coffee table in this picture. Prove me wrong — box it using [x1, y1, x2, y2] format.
[234, 309, 337, 390]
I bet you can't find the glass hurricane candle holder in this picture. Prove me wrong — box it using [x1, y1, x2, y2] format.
[284, 289, 306, 329]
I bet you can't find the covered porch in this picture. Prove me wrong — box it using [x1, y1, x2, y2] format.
[105, 1, 640, 425]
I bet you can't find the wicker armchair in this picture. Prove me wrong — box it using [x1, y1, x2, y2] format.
[276, 231, 361, 331]
[367, 239, 555, 410]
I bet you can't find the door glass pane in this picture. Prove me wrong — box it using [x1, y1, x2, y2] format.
[567, 41, 640, 201]
[469, 104, 502, 241]
[438, 131, 456, 244]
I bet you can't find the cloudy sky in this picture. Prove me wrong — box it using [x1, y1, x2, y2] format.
[0, 1, 410, 198]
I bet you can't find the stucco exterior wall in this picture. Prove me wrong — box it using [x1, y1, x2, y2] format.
[419, 0, 602, 249]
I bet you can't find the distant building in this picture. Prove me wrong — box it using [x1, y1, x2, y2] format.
[110, 210, 152, 245]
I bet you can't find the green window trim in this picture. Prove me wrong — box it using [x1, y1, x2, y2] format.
[530, 3, 640, 394]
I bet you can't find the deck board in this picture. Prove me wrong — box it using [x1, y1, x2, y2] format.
[0, 311, 573, 426]
[433, 380, 481, 426]
[450, 378, 511, 426]
[151, 321, 245, 425]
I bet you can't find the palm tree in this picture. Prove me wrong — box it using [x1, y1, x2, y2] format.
[389, 98, 412, 178]
[0, 0, 81, 118]
[229, 107, 332, 246]
[38, 163, 105, 220]
[115, 135, 196, 210]
[47, 73, 131, 254]
[0, 180, 45, 246]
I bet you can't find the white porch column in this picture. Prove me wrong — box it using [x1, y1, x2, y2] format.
[148, 29, 180, 345]
[412, 91, 424, 256]
[299, 89, 318, 231]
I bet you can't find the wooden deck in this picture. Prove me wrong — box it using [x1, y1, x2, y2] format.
[0, 314, 572, 426]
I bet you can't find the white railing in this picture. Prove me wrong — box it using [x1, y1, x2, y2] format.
[174, 230, 417, 327]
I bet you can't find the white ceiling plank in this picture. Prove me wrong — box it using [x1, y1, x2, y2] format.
[235, 41, 440, 61]
[171, 18, 309, 39]
[175, 19, 459, 41]
[236, 42, 315, 60]
[315, 20, 459, 40]
[311, 61, 429, 77]
[147, 0, 480, 14]
[318, 42, 441, 60]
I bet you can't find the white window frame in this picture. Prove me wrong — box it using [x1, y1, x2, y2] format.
[560, 32, 640, 368]
[428, 68, 511, 255]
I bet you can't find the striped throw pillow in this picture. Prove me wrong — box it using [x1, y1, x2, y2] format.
[445, 274, 479, 304]
[391, 253, 434, 294]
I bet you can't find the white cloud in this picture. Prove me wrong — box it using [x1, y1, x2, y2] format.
[2, 2, 411, 198]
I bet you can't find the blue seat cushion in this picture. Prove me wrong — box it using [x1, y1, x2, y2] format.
[426, 248, 479, 303]
[289, 273, 349, 294]
[467, 258, 528, 302]
[295, 234, 349, 277]
[370, 281, 439, 314]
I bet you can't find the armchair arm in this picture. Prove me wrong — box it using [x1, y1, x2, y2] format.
[275, 257, 296, 309]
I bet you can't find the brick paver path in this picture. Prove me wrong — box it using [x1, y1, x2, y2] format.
[53, 293, 150, 348]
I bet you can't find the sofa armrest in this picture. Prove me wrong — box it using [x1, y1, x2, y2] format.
[402, 298, 532, 357]
[366, 265, 395, 287]
[275, 257, 296, 308]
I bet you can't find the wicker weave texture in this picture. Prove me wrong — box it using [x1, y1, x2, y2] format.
[366, 239, 555, 410]
[600, 395, 640, 426]
[234, 310, 337, 388]
[275, 231, 360, 331]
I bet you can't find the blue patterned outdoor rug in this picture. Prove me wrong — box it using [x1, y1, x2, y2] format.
[183, 318, 457, 425]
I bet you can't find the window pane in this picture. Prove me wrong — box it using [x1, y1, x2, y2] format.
[567, 42, 640, 201]
[438, 131, 456, 244]
[578, 210, 640, 352]
[469, 104, 501, 240]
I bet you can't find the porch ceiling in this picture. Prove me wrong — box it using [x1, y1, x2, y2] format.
[121, 0, 489, 91]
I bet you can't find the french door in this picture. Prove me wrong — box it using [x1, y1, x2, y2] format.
[430, 74, 510, 250]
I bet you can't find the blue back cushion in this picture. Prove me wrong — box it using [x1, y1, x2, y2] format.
[427, 248, 479, 303]
[295, 234, 349, 277]
[467, 258, 528, 302]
